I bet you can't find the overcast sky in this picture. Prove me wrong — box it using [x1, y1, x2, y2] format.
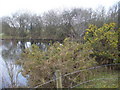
[0, 0, 119, 17]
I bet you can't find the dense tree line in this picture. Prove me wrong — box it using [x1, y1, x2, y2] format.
[1, 4, 118, 40]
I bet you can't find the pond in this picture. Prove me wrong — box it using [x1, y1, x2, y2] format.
[0, 40, 50, 88]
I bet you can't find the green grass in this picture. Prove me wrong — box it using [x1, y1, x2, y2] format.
[0, 35, 53, 40]
[77, 70, 119, 88]
[1, 35, 28, 39]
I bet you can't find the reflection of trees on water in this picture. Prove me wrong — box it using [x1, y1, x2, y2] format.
[2, 40, 50, 61]
[2, 40, 23, 61]
[1, 40, 28, 88]
[2, 60, 23, 88]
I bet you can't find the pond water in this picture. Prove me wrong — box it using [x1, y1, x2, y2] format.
[0, 40, 49, 88]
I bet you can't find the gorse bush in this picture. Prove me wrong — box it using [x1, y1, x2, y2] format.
[18, 23, 118, 88]
[20, 38, 96, 87]
[84, 23, 119, 64]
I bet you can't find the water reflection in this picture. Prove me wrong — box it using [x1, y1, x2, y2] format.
[1, 40, 28, 88]
[1, 40, 50, 88]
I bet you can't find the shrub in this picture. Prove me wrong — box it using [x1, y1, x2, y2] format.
[84, 23, 119, 64]
[19, 38, 96, 87]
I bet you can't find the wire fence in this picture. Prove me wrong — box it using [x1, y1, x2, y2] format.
[34, 63, 120, 88]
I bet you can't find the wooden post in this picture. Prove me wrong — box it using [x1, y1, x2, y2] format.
[55, 70, 62, 89]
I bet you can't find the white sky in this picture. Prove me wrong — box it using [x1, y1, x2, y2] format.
[0, 0, 119, 17]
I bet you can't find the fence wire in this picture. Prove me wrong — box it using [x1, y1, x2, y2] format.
[34, 63, 120, 88]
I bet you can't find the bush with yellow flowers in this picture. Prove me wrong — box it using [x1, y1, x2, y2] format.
[84, 23, 119, 64]
[19, 38, 96, 87]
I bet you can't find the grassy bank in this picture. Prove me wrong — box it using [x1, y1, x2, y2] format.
[77, 71, 119, 88]
[0, 35, 64, 41]
[0, 35, 25, 40]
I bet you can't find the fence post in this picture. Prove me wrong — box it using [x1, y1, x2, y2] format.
[56, 70, 62, 88]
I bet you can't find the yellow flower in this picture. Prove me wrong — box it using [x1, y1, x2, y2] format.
[86, 32, 89, 34]
[94, 38, 98, 41]
[84, 36, 86, 40]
